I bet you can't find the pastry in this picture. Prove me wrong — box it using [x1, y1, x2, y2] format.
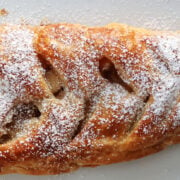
[0, 23, 179, 175]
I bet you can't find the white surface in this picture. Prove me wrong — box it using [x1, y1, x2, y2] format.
[0, 0, 179, 179]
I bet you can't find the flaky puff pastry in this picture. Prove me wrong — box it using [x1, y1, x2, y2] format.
[0, 23, 179, 175]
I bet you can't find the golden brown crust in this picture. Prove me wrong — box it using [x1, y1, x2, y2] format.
[0, 23, 179, 175]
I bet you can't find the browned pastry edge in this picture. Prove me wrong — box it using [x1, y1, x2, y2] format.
[0, 137, 179, 175]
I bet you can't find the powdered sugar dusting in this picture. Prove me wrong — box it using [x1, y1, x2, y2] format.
[0, 25, 44, 136]
[33, 94, 84, 156]
[157, 34, 180, 74]
[39, 25, 107, 100]
[144, 32, 180, 118]
[125, 32, 180, 139]
[0, 24, 179, 168]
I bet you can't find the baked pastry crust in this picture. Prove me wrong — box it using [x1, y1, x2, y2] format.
[0, 23, 179, 175]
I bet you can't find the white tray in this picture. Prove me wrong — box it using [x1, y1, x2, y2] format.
[0, 0, 179, 179]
